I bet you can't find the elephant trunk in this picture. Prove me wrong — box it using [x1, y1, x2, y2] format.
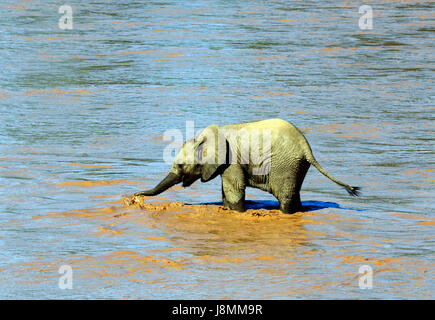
[134, 172, 181, 196]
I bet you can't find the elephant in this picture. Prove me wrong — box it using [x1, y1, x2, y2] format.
[134, 119, 360, 213]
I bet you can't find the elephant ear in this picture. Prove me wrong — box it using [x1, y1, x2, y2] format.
[194, 124, 227, 182]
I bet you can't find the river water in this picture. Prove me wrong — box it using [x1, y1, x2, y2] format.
[0, 0, 434, 299]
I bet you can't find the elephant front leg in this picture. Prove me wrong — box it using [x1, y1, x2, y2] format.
[221, 187, 231, 208]
[221, 165, 246, 212]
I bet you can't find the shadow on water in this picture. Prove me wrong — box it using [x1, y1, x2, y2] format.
[196, 200, 365, 212]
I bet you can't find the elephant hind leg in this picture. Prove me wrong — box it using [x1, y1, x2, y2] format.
[278, 193, 302, 214]
[275, 175, 306, 214]
[275, 160, 309, 214]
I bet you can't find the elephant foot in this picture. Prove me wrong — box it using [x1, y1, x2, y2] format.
[230, 201, 246, 212]
[279, 197, 302, 214]
[222, 198, 245, 212]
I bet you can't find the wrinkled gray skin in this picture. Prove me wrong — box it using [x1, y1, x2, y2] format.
[134, 119, 360, 213]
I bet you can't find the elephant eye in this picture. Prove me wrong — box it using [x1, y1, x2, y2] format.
[177, 163, 183, 170]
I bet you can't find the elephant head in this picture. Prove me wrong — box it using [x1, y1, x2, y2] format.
[134, 124, 228, 196]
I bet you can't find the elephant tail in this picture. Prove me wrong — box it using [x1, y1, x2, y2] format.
[306, 154, 361, 197]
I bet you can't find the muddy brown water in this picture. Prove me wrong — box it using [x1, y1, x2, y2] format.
[0, 1, 434, 299]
